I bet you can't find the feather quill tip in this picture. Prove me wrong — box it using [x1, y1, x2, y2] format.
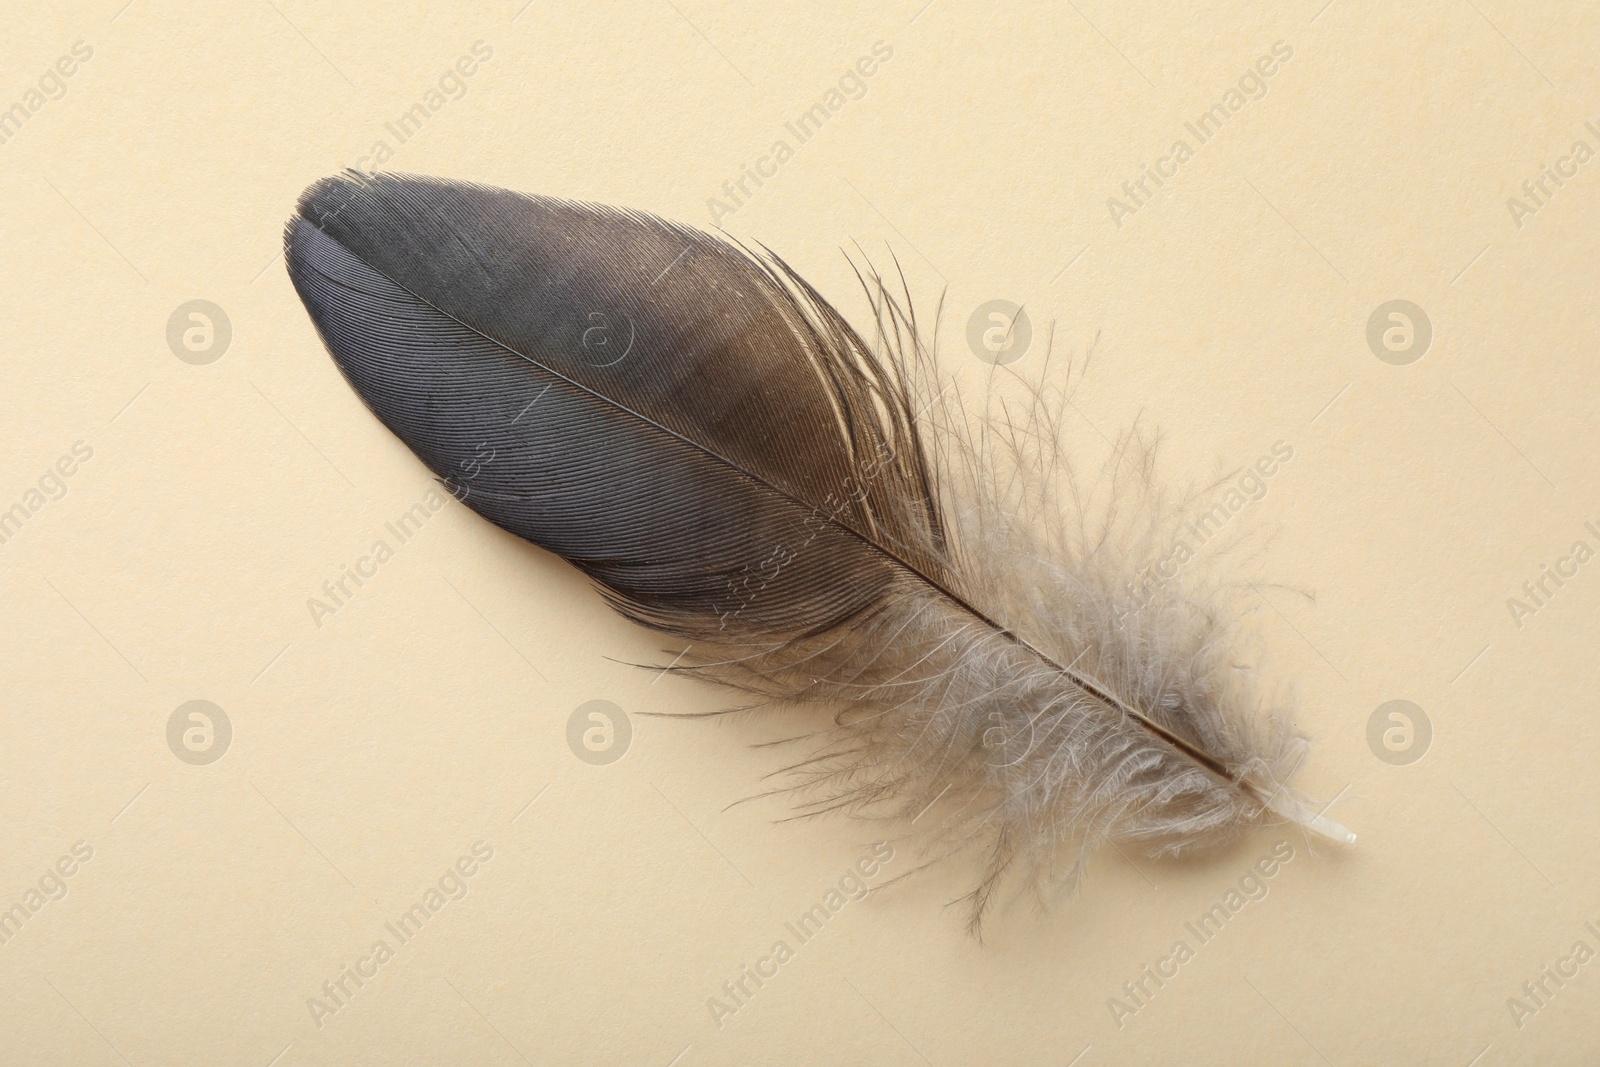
[1264, 792, 1357, 845]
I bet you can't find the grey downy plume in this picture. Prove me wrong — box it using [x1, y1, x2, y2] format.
[285, 170, 1351, 933]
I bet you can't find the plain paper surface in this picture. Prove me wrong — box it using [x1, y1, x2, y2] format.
[1, 1, 1596, 1063]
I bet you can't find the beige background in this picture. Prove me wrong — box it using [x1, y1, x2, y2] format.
[2, 0, 1597, 1063]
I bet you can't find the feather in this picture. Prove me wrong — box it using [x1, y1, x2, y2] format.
[285, 170, 1352, 931]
